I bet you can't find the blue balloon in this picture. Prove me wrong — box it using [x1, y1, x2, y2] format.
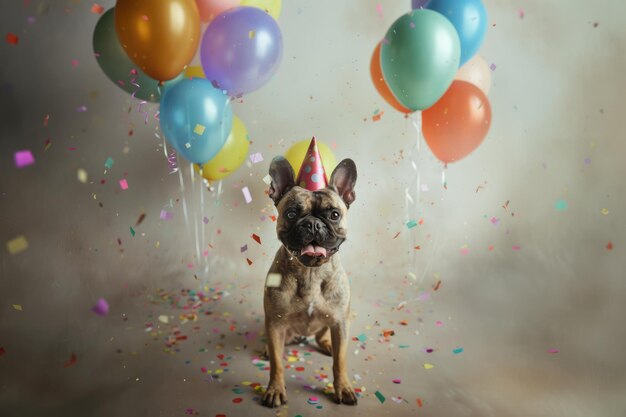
[160, 78, 233, 165]
[413, 0, 487, 66]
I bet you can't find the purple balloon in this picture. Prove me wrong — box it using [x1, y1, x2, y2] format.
[200, 7, 283, 96]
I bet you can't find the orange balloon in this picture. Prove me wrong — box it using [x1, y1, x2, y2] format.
[422, 81, 491, 164]
[115, 0, 201, 82]
[370, 43, 411, 114]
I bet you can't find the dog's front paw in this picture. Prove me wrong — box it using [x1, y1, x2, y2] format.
[333, 379, 358, 405]
[262, 382, 288, 408]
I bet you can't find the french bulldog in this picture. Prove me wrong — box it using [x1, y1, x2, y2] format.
[262, 156, 358, 408]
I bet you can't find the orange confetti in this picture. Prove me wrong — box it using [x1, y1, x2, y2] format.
[246, 258, 253, 266]
[251, 234, 261, 244]
[417, 398, 423, 407]
[433, 280, 442, 291]
[399, 320, 408, 326]
[606, 241, 613, 250]
[382, 330, 395, 338]
[63, 352, 77, 368]
[392, 231, 401, 239]
[91, 3, 104, 14]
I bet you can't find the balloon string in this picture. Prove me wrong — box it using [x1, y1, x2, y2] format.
[442, 163, 448, 190]
[190, 163, 201, 266]
[200, 173, 208, 275]
[178, 164, 190, 231]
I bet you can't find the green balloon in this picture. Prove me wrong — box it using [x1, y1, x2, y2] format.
[92, 8, 183, 102]
[381, 10, 461, 111]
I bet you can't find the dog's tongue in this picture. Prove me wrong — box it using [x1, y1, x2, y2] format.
[301, 245, 327, 257]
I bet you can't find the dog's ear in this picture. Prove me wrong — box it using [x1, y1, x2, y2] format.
[269, 156, 295, 205]
[329, 158, 357, 208]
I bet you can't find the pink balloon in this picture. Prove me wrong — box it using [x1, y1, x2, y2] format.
[455, 55, 492, 96]
[195, 0, 240, 22]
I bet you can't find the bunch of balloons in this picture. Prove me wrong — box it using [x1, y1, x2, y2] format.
[371, 0, 492, 164]
[92, 0, 283, 180]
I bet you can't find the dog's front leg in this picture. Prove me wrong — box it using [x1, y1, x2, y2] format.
[330, 321, 358, 405]
[262, 323, 287, 407]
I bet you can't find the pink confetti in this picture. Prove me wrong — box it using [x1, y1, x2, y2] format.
[91, 298, 109, 316]
[71, 59, 79, 68]
[418, 292, 430, 301]
[518, 8, 525, 19]
[512, 245, 521, 251]
[119, 179, 128, 190]
[435, 320, 443, 327]
[249, 152, 263, 164]
[375, 4, 383, 18]
[160, 210, 173, 220]
[242, 186, 252, 203]
[392, 378, 401, 384]
[76, 105, 87, 112]
[489, 63, 497, 71]
[490, 217, 500, 225]
[548, 348, 559, 354]
[14, 150, 35, 168]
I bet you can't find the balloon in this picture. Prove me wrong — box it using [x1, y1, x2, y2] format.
[196, 115, 249, 180]
[184, 65, 206, 79]
[422, 80, 491, 163]
[200, 6, 283, 96]
[92, 8, 183, 102]
[285, 139, 337, 178]
[381, 10, 460, 111]
[115, 0, 201, 82]
[240, 0, 282, 20]
[195, 0, 239, 22]
[160, 78, 233, 165]
[418, 0, 487, 66]
[455, 54, 491, 95]
[370, 42, 411, 114]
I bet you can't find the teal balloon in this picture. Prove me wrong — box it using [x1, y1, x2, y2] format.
[160, 78, 233, 165]
[381, 10, 461, 111]
[92, 8, 183, 102]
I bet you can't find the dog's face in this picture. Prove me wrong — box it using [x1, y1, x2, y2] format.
[269, 157, 357, 267]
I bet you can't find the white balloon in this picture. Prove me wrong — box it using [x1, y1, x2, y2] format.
[455, 55, 491, 96]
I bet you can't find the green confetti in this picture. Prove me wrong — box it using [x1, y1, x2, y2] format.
[130, 226, 135, 237]
[375, 390, 385, 404]
[399, 344, 410, 348]
[453, 347, 464, 354]
[555, 199, 568, 211]
[357, 333, 367, 342]
[104, 157, 114, 170]
[406, 219, 417, 229]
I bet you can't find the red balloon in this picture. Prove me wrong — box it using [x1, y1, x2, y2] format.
[370, 43, 411, 114]
[422, 81, 491, 163]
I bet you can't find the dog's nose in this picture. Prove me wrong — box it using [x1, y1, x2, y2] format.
[303, 218, 323, 231]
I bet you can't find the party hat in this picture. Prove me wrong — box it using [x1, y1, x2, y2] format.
[295, 136, 328, 191]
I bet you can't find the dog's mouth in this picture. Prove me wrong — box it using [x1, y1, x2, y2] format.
[300, 243, 328, 257]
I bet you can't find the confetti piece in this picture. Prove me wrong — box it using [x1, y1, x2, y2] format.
[193, 124, 206, 135]
[6, 33, 19, 45]
[548, 348, 559, 354]
[489, 63, 496, 71]
[248, 30, 255, 39]
[203, 216, 209, 224]
[63, 353, 77, 368]
[119, 179, 129, 190]
[490, 217, 499, 225]
[406, 219, 417, 229]
[392, 231, 401, 239]
[91, 3, 104, 14]
[0, 347, 5, 357]
[232, 397, 243, 403]
[158, 315, 169, 324]
[555, 199, 568, 211]
[185, 142, 191, 149]
[246, 258, 253, 266]
[76, 105, 87, 112]
[136, 213, 146, 226]
[601, 208, 609, 215]
[43, 138, 51, 151]
[160, 210, 173, 220]
[14, 150, 35, 168]
[242, 186, 252, 203]
[77, 169, 88, 183]
[512, 245, 521, 251]
[249, 152, 263, 164]
[7, 236, 28, 255]
[265, 273, 282, 288]
[130, 227, 136, 237]
[423, 363, 434, 369]
[375, 3, 383, 18]
[262, 174, 272, 185]
[91, 298, 109, 316]
[251, 234, 261, 244]
[433, 280, 442, 291]
[240, 244, 248, 253]
[453, 347, 464, 354]
[606, 241, 613, 250]
[417, 398, 423, 407]
[372, 111, 384, 122]
[392, 378, 401, 384]
[13, 304, 23, 311]
[518, 8, 525, 19]
[104, 157, 114, 170]
[375, 390, 386, 403]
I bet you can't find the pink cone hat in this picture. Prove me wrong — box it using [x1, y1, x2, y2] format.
[295, 136, 328, 191]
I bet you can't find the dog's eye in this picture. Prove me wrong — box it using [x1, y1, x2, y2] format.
[286, 210, 297, 220]
[330, 210, 340, 220]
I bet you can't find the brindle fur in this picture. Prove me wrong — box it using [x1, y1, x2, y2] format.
[262, 157, 358, 408]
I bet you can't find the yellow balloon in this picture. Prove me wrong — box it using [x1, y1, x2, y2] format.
[285, 139, 337, 179]
[184, 65, 206, 79]
[197, 116, 249, 181]
[115, 0, 201, 82]
[240, 0, 282, 20]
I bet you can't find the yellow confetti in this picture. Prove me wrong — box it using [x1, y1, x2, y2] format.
[287, 356, 298, 362]
[423, 363, 434, 370]
[193, 124, 206, 135]
[241, 381, 252, 386]
[601, 208, 609, 215]
[248, 30, 255, 39]
[77, 168, 88, 183]
[158, 315, 169, 324]
[7, 236, 28, 255]
[13, 304, 23, 311]
[265, 273, 282, 288]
